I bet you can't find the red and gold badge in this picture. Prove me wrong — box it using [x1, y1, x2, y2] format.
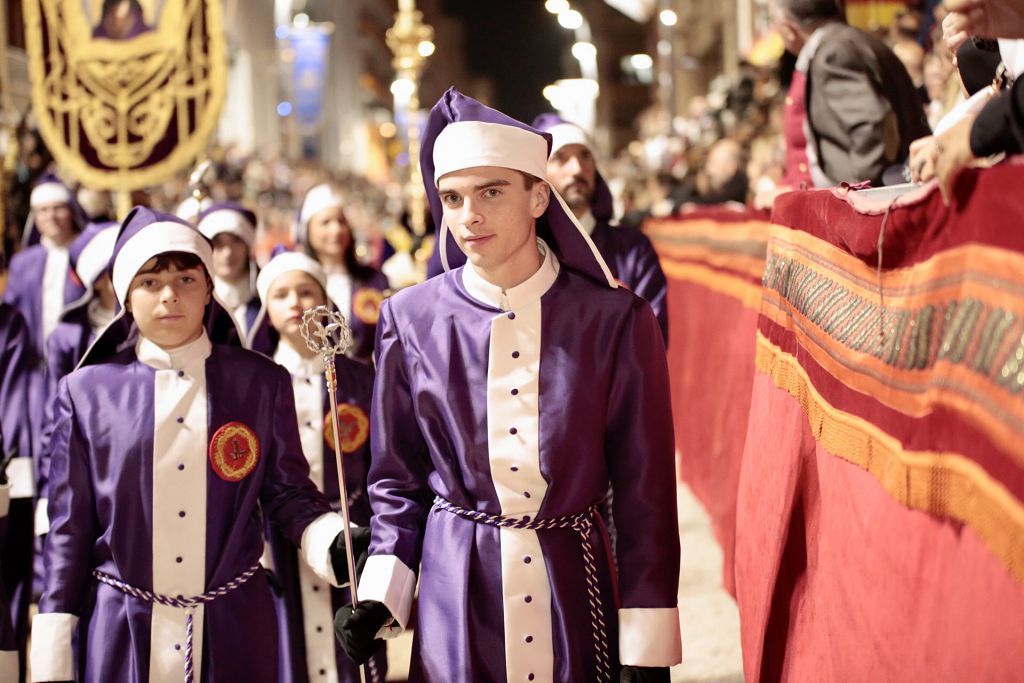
[208, 421, 260, 482]
[352, 288, 383, 325]
[323, 403, 370, 454]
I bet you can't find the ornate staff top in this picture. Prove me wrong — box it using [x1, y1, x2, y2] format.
[300, 305, 353, 362]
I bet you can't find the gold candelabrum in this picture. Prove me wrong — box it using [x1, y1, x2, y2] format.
[386, 0, 433, 238]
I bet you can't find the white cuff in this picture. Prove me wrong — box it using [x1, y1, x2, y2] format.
[300, 512, 345, 587]
[34, 497, 50, 536]
[0, 483, 10, 518]
[619, 607, 682, 666]
[358, 554, 417, 638]
[8, 457, 35, 499]
[31, 612, 79, 681]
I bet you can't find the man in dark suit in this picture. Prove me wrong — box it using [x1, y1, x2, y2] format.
[772, 0, 931, 187]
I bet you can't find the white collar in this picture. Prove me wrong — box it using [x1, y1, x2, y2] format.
[214, 276, 253, 310]
[40, 236, 70, 253]
[579, 211, 596, 236]
[274, 340, 324, 378]
[136, 331, 212, 371]
[461, 239, 560, 311]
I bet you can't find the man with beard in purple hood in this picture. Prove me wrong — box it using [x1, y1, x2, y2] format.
[334, 89, 681, 682]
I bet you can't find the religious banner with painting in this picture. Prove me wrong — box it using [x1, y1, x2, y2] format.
[645, 206, 771, 597]
[22, 0, 226, 189]
[735, 161, 1024, 682]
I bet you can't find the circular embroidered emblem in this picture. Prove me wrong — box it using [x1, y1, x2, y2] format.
[324, 403, 370, 454]
[352, 288, 383, 325]
[209, 421, 260, 482]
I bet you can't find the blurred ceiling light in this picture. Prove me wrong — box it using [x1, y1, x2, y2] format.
[276, 101, 292, 117]
[657, 39, 672, 56]
[418, 40, 436, 57]
[379, 121, 398, 138]
[659, 9, 678, 26]
[558, 9, 584, 30]
[292, 12, 310, 27]
[571, 41, 597, 61]
[629, 53, 654, 70]
[542, 84, 561, 102]
[545, 0, 570, 14]
[390, 78, 416, 99]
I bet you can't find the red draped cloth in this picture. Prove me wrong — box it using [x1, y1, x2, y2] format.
[736, 159, 1024, 682]
[645, 207, 771, 596]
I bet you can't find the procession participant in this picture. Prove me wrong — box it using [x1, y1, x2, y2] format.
[534, 113, 668, 343]
[30, 207, 369, 683]
[335, 88, 681, 683]
[4, 174, 86, 361]
[294, 184, 389, 363]
[251, 251, 385, 683]
[175, 194, 212, 226]
[197, 203, 261, 339]
[33, 222, 120, 543]
[0, 257, 34, 682]
[44, 222, 120, 390]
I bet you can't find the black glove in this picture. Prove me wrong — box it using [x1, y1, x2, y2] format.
[620, 665, 670, 683]
[329, 525, 372, 585]
[334, 599, 392, 664]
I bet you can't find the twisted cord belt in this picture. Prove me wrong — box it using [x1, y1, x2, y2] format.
[93, 563, 261, 683]
[431, 496, 611, 683]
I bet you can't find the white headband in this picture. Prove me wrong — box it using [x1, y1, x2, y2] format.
[198, 209, 256, 249]
[546, 123, 591, 156]
[112, 222, 214, 304]
[255, 252, 327, 304]
[30, 183, 72, 208]
[75, 227, 118, 290]
[433, 121, 549, 183]
[299, 184, 345, 229]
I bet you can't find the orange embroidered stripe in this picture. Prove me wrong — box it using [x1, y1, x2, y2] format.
[755, 332, 1024, 583]
[661, 260, 763, 310]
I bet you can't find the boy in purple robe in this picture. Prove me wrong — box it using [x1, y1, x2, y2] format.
[30, 208, 369, 683]
[197, 204, 262, 340]
[251, 252, 386, 683]
[294, 184, 389, 363]
[335, 88, 681, 682]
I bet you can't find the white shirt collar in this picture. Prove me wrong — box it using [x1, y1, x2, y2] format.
[579, 211, 597, 236]
[273, 340, 325, 379]
[39, 236, 70, 253]
[136, 330, 212, 371]
[461, 238, 560, 311]
[214, 276, 253, 310]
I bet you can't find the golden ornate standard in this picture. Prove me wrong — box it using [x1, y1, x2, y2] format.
[22, 0, 227, 190]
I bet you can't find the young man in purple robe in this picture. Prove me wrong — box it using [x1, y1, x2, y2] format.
[251, 252, 386, 683]
[29, 208, 369, 683]
[197, 203, 262, 340]
[335, 89, 681, 682]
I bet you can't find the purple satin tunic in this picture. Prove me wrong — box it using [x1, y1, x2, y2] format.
[368, 265, 679, 681]
[40, 345, 334, 682]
